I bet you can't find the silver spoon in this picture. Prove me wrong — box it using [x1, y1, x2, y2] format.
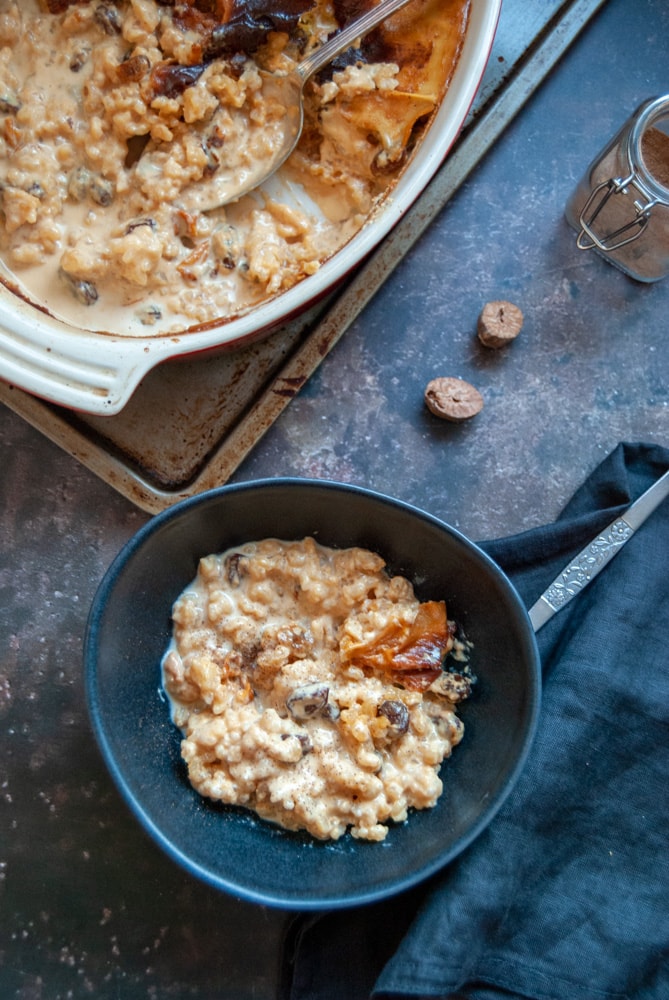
[174, 0, 418, 213]
[528, 467, 669, 631]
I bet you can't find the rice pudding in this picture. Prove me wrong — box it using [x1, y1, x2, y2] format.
[162, 537, 473, 841]
[0, 0, 470, 335]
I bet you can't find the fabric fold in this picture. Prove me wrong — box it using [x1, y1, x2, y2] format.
[282, 442, 669, 1000]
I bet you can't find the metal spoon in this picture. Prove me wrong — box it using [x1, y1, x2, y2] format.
[174, 0, 418, 213]
[528, 467, 669, 631]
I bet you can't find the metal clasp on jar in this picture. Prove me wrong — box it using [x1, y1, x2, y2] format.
[576, 172, 660, 252]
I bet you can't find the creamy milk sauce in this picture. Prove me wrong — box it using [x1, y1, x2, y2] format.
[162, 538, 473, 842]
[0, 0, 469, 337]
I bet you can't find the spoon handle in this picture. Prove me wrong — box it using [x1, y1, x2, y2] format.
[528, 467, 669, 631]
[298, 0, 416, 82]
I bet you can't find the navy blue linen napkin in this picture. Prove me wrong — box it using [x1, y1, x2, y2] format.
[282, 442, 669, 1000]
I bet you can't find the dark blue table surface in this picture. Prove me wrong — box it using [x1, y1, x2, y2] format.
[1, 1, 668, 997]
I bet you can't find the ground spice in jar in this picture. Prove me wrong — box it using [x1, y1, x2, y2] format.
[641, 126, 669, 190]
[565, 98, 669, 282]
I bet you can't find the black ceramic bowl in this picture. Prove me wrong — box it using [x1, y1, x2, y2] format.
[85, 479, 540, 910]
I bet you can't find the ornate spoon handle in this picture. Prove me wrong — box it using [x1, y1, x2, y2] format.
[529, 468, 669, 631]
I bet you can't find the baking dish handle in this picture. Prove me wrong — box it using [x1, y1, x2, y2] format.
[0, 310, 174, 416]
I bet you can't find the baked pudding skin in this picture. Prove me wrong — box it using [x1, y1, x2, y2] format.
[0, 0, 470, 336]
[162, 537, 475, 842]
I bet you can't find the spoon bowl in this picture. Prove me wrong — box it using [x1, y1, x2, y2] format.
[172, 0, 421, 212]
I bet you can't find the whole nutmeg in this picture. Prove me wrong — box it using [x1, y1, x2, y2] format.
[424, 377, 484, 422]
[477, 300, 523, 348]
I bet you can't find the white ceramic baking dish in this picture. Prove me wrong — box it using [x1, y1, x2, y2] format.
[0, 0, 501, 416]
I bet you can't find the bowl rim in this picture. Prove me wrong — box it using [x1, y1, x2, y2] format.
[84, 477, 541, 910]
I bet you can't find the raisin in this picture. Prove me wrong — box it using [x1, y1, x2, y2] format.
[94, 3, 122, 35]
[58, 269, 99, 306]
[286, 683, 329, 720]
[377, 700, 409, 736]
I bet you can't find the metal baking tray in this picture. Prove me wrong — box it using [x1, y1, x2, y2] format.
[0, 0, 607, 513]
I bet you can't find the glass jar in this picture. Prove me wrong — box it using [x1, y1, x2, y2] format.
[565, 94, 669, 282]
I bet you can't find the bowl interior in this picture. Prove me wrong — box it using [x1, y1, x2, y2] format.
[85, 480, 540, 909]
